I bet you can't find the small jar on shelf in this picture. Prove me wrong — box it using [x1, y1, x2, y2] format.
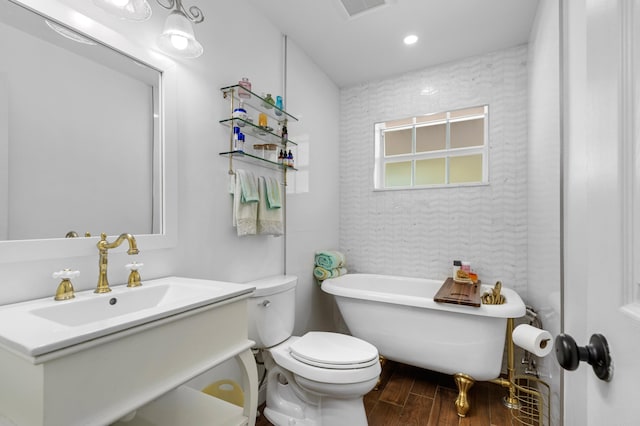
[262, 93, 275, 109]
[238, 77, 252, 99]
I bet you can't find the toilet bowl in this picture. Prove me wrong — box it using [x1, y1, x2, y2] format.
[245, 276, 381, 426]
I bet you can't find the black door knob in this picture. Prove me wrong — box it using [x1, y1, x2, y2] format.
[554, 333, 613, 382]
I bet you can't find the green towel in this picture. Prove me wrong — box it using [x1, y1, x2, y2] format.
[315, 251, 345, 269]
[233, 170, 257, 236]
[314, 266, 348, 281]
[237, 169, 259, 203]
[265, 176, 281, 209]
[257, 176, 283, 236]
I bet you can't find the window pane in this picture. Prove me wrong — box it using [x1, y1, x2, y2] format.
[451, 118, 484, 148]
[416, 112, 446, 124]
[384, 128, 412, 156]
[415, 158, 445, 185]
[385, 161, 411, 187]
[450, 106, 485, 119]
[416, 123, 446, 152]
[385, 117, 414, 127]
[450, 154, 483, 183]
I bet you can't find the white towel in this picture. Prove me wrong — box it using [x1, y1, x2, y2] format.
[257, 176, 283, 236]
[232, 170, 258, 236]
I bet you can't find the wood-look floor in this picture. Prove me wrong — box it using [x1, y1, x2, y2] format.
[255, 360, 513, 425]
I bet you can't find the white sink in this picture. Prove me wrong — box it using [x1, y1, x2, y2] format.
[0, 276, 258, 426]
[0, 276, 255, 358]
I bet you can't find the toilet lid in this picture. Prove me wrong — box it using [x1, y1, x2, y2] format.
[289, 332, 379, 370]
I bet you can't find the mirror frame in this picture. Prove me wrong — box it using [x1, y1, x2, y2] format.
[0, 0, 177, 262]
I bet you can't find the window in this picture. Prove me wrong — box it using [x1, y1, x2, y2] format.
[374, 106, 488, 189]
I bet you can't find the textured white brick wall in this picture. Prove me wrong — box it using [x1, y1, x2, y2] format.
[339, 45, 528, 294]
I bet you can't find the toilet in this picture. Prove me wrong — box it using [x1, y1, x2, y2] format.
[246, 275, 381, 426]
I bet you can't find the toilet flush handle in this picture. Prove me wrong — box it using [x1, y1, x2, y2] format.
[261, 300, 271, 308]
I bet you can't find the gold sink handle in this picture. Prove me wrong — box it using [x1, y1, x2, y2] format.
[125, 262, 144, 288]
[53, 269, 79, 301]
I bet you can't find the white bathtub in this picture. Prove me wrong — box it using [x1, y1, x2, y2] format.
[321, 273, 526, 382]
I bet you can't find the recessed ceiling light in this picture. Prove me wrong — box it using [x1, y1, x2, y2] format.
[403, 34, 418, 45]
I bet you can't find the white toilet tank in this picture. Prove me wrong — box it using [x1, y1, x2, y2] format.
[245, 275, 297, 348]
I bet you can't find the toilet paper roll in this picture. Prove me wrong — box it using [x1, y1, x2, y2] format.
[512, 324, 553, 357]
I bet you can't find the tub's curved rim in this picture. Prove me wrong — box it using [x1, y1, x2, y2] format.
[321, 273, 526, 318]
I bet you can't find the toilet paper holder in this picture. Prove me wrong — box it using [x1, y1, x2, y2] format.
[554, 333, 613, 382]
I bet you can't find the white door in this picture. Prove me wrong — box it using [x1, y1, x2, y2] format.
[563, 0, 640, 424]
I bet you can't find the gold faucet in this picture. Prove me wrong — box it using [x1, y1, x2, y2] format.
[96, 233, 139, 293]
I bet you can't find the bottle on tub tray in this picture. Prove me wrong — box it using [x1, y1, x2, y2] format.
[452, 260, 461, 279]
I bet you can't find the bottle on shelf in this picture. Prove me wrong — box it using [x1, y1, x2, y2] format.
[258, 113, 268, 128]
[262, 93, 275, 109]
[238, 77, 251, 99]
[232, 100, 247, 127]
[281, 120, 288, 143]
[278, 149, 284, 165]
[233, 127, 240, 151]
[238, 132, 245, 152]
[287, 150, 294, 168]
[275, 96, 283, 116]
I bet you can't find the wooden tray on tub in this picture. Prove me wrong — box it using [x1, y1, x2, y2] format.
[434, 277, 481, 307]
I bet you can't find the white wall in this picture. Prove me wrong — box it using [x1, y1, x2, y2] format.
[526, 0, 562, 424]
[339, 46, 529, 294]
[284, 41, 341, 335]
[0, 73, 7, 241]
[0, 0, 340, 336]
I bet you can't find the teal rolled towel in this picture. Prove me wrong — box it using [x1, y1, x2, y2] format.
[314, 251, 345, 270]
[314, 266, 347, 281]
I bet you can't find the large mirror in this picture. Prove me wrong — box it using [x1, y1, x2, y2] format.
[0, 0, 177, 261]
[0, 0, 162, 241]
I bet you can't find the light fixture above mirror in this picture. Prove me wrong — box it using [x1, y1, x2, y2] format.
[156, 0, 204, 58]
[93, 0, 205, 58]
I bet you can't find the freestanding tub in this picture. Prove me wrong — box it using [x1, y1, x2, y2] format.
[321, 273, 526, 416]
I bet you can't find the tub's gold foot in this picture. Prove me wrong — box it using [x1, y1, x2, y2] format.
[454, 373, 475, 418]
[374, 356, 386, 390]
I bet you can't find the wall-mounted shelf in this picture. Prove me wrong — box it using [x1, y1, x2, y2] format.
[219, 118, 297, 146]
[220, 83, 298, 175]
[219, 151, 297, 171]
[220, 85, 299, 123]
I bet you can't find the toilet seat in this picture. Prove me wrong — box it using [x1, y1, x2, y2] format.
[289, 332, 379, 369]
[269, 333, 381, 384]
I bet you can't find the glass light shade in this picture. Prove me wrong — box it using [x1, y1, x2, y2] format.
[93, 0, 152, 21]
[45, 20, 97, 45]
[157, 11, 203, 58]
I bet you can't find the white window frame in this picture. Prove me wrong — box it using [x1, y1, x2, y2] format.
[374, 106, 489, 190]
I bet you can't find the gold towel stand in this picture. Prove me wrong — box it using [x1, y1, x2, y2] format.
[454, 316, 550, 425]
[453, 283, 550, 425]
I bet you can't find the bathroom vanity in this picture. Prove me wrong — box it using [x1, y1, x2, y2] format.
[0, 277, 258, 426]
